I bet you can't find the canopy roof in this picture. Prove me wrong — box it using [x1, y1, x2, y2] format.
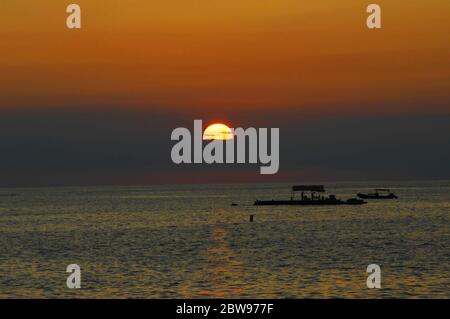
[292, 185, 325, 192]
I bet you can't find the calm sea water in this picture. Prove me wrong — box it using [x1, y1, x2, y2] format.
[0, 181, 449, 298]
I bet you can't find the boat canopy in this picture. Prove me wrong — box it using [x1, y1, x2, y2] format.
[292, 185, 325, 192]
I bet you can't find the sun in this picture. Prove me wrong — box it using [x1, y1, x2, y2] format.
[203, 123, 234, 140]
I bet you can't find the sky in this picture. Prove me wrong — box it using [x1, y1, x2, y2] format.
[0, 1, 449, 186]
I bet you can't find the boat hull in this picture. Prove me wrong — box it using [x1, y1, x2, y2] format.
[254, 199, 366, 206]
[357, 193, 398, 199]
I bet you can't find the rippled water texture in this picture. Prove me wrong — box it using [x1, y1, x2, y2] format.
[0, 181, 449, 298]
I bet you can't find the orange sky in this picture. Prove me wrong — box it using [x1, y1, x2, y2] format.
[1, 0, 449, 114]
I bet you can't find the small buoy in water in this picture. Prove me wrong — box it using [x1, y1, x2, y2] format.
[249, 215, 254, 222]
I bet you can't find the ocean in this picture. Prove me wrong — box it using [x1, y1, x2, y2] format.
[0, 181, 448, 298]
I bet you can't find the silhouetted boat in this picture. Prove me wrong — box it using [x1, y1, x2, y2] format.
[357, 189, 398, 199]
[254, 185, 367, 206]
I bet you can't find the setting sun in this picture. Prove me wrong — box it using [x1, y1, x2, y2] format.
[203, 123, 234, 140]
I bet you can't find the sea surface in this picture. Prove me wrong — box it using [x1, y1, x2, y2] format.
[0, 181, 449, 298]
